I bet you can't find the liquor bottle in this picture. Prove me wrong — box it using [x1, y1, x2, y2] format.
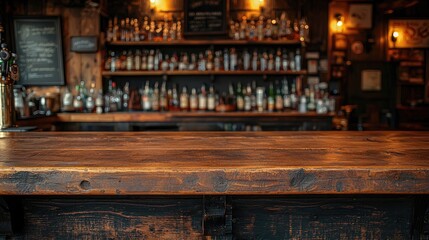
[275, 48, 282, 71]
[148, 21, 155, 41]
[198, 52, 206, 71]
[260, 51, 268, 71]
[233, 22, 240, 40]
[243, 48, 250, 70]
[120, 19, 126, 41]
[190, 88, 198, 111]
[295, 49, 301, 71]
[299, 95, 307, 113]
[134, 49, 141, 71]
[251, 50, 258, 71]
[62, 86, 74, 112]
[123, 82, 130, 111]
[282, 79, 291, 110]
[169, 84, 180, 111]
[163, 19, 169, 41]
[126, 50, 133, 71]
[289, 51, 296, 71]
[248, 20, 257, 40]
[268, 51, 274, 71]
[244, 83, 252, 112]
[125, 18, 131, 41]
[257, 16, 264, 41]
[141, 50, 148, 70]
[170, 22, 177, 41]
[110, 51, 116, 72]
[275, 81, 283, 112]
[206, 50, 213, 71]
[140, 17, 149, 41]
[256, 86, 265, 112]
[160, 80, 168, 111]
[119, 50, 127, 70]
[267, 82, 275, 112]
[265, 19, 272, 39]
[152, 81, 160, 112]
[228, 20, 235, 39]
[170, 53, 178, 71]
[279, 12, 287, 39]
[177, 19, 183, 40]
[189, 53, 197, 70]
[147, 49, 154, 71]
[109, 81, 118, 112]
[230, 48, 237, 71]
[239, 16, 247, 40]
[271, 18, 279, 40]
[112, 17, 119, 42]
[73, 84, 84, 113]
[282, 49, 289, 71]
[85, 81, 96, 113]
[251, 80, 257, 111]
[207, 84, 216, 111]
[198, 84, 207, 111]
[115, 84, 123, 112]
[227, 83, 236, 108]
[307, 87, 316, 111]
[95, 89, 104, 114]
[293, 19, 300, 40]
[223, 48, 229, 71]
[142, 81, 152, 111]
[104, 80, 112, 113]
[236, 82, 244, 111]
[161, 54, 169, 71]
[133, 19, 140, 41]
[214, 51, 221, 71]
[290, 82, 298, 110]
[180, 86, 189, 111]
[154, 49, 161, 71]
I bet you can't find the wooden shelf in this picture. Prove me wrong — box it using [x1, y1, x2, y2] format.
[56, 112, 334, 123]
[102, 70, 307, 77]
[107, 39, 302, 46]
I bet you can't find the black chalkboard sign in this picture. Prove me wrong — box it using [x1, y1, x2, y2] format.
[13, 17, 65, 86]
[184, 0, 228, 36]
[71, 36, 98, 53]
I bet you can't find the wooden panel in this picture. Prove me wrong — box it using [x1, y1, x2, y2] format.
[232, 196, 413, 239]
[13, 197, 203, 239]
[0, 132, 428, 195]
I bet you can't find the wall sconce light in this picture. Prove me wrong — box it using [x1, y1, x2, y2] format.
[335, 13, 344, 32]
[150, 0, 157, 12]
[391, 31, 399, 43]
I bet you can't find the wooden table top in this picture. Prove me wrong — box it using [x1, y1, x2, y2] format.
[0, 131, 428, 195]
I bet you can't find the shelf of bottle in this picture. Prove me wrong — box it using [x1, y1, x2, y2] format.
[106, 39, 302, 46]
[102, 70, 307, 77]
[56, 111, 334, 123]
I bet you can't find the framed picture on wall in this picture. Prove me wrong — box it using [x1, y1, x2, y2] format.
[348, 4, 373, 29]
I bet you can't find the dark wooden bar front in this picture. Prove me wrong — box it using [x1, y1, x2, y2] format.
[0, 132, 428, 239]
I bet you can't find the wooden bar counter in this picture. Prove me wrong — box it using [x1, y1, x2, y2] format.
[0, 131, 428, 239]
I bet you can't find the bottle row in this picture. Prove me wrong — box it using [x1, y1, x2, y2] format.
[63, 79, 334, 115]
[104, 12, 309, 43]
[228, 13, 309, 42]
[105, 48, 302, 72]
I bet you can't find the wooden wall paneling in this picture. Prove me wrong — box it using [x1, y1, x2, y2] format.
[64, 8, 82, 88]
[80, 8, 101, 89]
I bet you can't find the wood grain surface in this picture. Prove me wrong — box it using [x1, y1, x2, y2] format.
[0, 131, 428, 195]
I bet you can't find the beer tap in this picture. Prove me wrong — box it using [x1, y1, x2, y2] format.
[0, 22, 20, 129]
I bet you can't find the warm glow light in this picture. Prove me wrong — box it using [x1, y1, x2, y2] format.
[334, 13, 344, 32]
[336, 20, 343, 27]
[392, 31, 399, 38]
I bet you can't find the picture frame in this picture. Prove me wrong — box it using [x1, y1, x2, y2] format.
[348, 4, 373, 29]
[361, 70, 382, 91]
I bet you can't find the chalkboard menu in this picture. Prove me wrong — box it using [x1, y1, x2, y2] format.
[71, 36, 98, 53]
[184, 0, 228, 36]
[13, 17, 65, 86]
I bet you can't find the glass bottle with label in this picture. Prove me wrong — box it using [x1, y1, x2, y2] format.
[244, 83, 252, 112]
[275, 81, 283, 112]
[236, 82, 244, 111]
[152, 81, 160, 112]
[180, 86, 189, 111]
[207, 85, 216, 111]
[267, 82, 275, 112]
[190, 88, 198, 111]
[198, 84, 207, 111]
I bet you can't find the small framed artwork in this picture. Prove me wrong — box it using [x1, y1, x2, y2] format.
[361, 70, 382, 91]
[307, 60, 318, 74]
[348, 4, 373, 29]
